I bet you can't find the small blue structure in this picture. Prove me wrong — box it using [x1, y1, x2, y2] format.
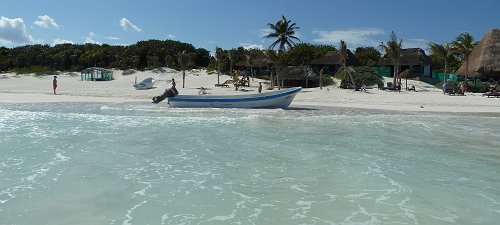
[81, 67, 113, 81]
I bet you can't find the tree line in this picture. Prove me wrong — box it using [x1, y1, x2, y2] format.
[0, 39, 211, 73]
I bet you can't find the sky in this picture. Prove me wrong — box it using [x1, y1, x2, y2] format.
[1, 0, 499, 53]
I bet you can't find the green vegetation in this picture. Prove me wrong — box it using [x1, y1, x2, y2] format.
[264, 15, 300, 89]
[10, 66, 59, 76]
[428, 32, 478, 81]
[320, 74, 335, 86]
[335, 66, 383, 87]
[452, 32, 478, 80]
[379, 31, 402, 86]
[0, 40, 210, 73]
[428, 42, 453, 82]
[289, 43, 336, 66]
[178, 50, 194, 88]
[264, 15, 300, 51]
[354, 47, 381, 66]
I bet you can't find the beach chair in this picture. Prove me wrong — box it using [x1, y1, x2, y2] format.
[482, 92, 500, 98]
[384, 82, 398, 91]
[215, 80, 230, 87]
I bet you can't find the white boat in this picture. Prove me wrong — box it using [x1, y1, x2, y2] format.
[133, 78, 156, 90]
[168, 87, 301, 108]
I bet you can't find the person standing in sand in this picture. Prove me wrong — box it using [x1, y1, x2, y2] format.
[171, 78, 176, 87]
[52, 76, 58, 94]
[442, 82, 448, 94]
[258, 82, 262, 93]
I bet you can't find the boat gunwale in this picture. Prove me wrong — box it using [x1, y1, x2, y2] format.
[169, 87, 301, 103]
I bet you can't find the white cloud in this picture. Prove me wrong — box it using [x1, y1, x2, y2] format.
[52, 38, 74, 45]
[104, 36, 120, 40]
[85, 32, 101, 44]
[166, 34, 175, 39]
[312, 28, 386, 47]
[239, 43, 264, 50]
[405, 38, 430, 51]
[34, 15, 59, 29]
[120, 18, 142, 32]
[0, 16, 34, 45]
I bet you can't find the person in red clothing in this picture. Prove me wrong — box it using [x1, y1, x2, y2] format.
[52, 76, 58, 94]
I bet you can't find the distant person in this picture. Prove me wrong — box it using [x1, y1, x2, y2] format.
[171, 78, 176, 87]
[459, 82, 465, 94]
[442, 82, 448, 94]
[258, 82, 262, 93]
[52, 76, 58, 94]
[246, 76, 250, 87]
[361, 80, 367, 92]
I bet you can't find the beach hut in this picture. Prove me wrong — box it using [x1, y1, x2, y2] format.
[278, 66, 316, 87]
[378, 48, 431, 78]
[455, 28, 500, 81]
[235, 55, 273, 76]
[81, 67, 114, 81]
[309, 50, 360, 75]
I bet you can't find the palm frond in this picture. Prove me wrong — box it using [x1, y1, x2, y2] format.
[264, 15, 300, 50]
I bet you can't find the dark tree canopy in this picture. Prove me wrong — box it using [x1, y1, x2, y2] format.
[354, 47, 381, 66]
[0, 39, 211, 73]
[289, 43, 336, 66]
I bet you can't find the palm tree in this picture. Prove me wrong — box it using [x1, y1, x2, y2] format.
[380, 31, 403, 86]
[177, 50, 193, 88]
[339, 40, 355, 89]
[228, 50, 233, 75]
[452, 32, 476, 81]
[215, 47, 223, 84]
[429, 41, 453, 82]
[264, 15, 300, 51]
[266, 50, 290, 90]
[245, 54, 254, 81]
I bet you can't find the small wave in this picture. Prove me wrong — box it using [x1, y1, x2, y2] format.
[207, 210, 236, 221]
[122, 200, 148, 225]
[133, 181, 152, 197]
[0, 158, 24, 168]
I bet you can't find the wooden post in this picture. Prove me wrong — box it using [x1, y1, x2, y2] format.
[320, 68, 324, 89]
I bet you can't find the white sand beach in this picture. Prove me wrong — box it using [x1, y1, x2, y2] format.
[1, 69, 499, 113]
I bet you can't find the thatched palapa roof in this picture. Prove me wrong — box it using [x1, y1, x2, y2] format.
[379, 48, 431, 66]
[235, 55, 272, 67]
[455, 28, 500, 79]
[309, 50, 360, 66]
[279, 66, 315, 80]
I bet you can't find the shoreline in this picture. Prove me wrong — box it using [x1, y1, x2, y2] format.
[1, 69, 500, 114]
[3, 99, 500, 118]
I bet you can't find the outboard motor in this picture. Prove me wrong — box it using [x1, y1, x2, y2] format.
[152, 86, 178, 104]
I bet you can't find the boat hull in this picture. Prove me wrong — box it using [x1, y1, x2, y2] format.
[133, 83, 154, 90]
[168, 87, 301, 108]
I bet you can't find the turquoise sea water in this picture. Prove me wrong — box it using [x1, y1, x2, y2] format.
[0, 102, 499, 225]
